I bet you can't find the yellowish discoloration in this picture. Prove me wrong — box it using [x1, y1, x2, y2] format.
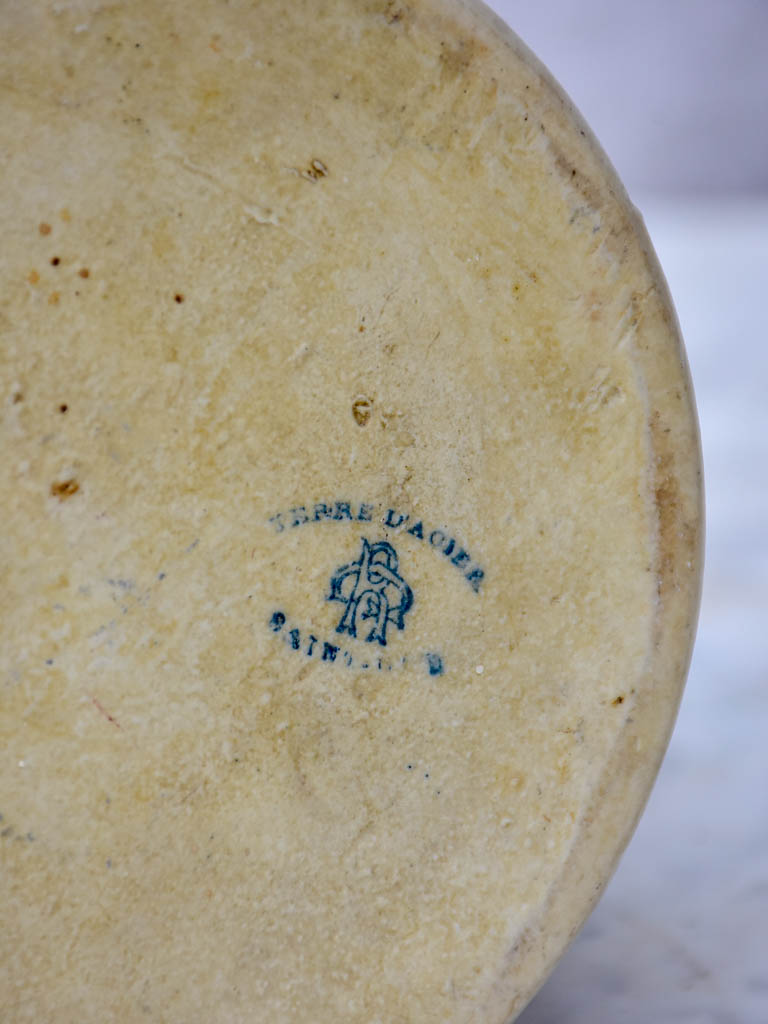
[0, 1, 701, 1022]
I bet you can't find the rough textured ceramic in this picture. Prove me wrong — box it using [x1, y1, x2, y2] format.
[0, 1, 702, 1021]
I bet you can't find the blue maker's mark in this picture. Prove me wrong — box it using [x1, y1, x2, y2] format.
[328, 538, 413, 647]
[268, 610, 442, 677]
[425, 653, 444, 676]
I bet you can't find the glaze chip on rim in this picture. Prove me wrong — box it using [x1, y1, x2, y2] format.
[0, 1, 702, 1021]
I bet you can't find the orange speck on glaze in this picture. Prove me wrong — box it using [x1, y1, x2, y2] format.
[50, 478, 79, 500]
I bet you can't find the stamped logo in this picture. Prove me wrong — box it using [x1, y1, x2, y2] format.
[329, 538, 413, 646]
[266, 498, 484, 677]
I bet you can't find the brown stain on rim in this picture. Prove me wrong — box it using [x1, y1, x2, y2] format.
[650, 411, 699, 601]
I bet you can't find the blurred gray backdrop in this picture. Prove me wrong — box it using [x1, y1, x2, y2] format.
[489, 0, 768, 196]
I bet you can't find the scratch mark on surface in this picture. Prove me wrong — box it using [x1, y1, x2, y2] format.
[179, 782, 203, 805]
[172, 156, 231, 195]
[163, 153, 310, 245]
[243, 204, 280, 226]
[88, 694, 121, 729]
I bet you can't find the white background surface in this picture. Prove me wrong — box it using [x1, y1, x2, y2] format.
[481, 3, 767, 1021]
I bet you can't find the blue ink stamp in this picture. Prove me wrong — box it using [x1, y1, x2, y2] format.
[328, 538, 413, 646]
[268, 499, 485, 593]
[425, 653, 444, 676]
[268, 608, 441, 677]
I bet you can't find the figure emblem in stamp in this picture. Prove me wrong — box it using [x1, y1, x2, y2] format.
[328, 538, 413, 646]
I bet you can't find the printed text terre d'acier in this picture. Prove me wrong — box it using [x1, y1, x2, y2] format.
[268, 500, 484, 592]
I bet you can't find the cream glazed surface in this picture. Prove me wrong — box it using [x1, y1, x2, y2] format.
[0, 1, 702, 1021]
